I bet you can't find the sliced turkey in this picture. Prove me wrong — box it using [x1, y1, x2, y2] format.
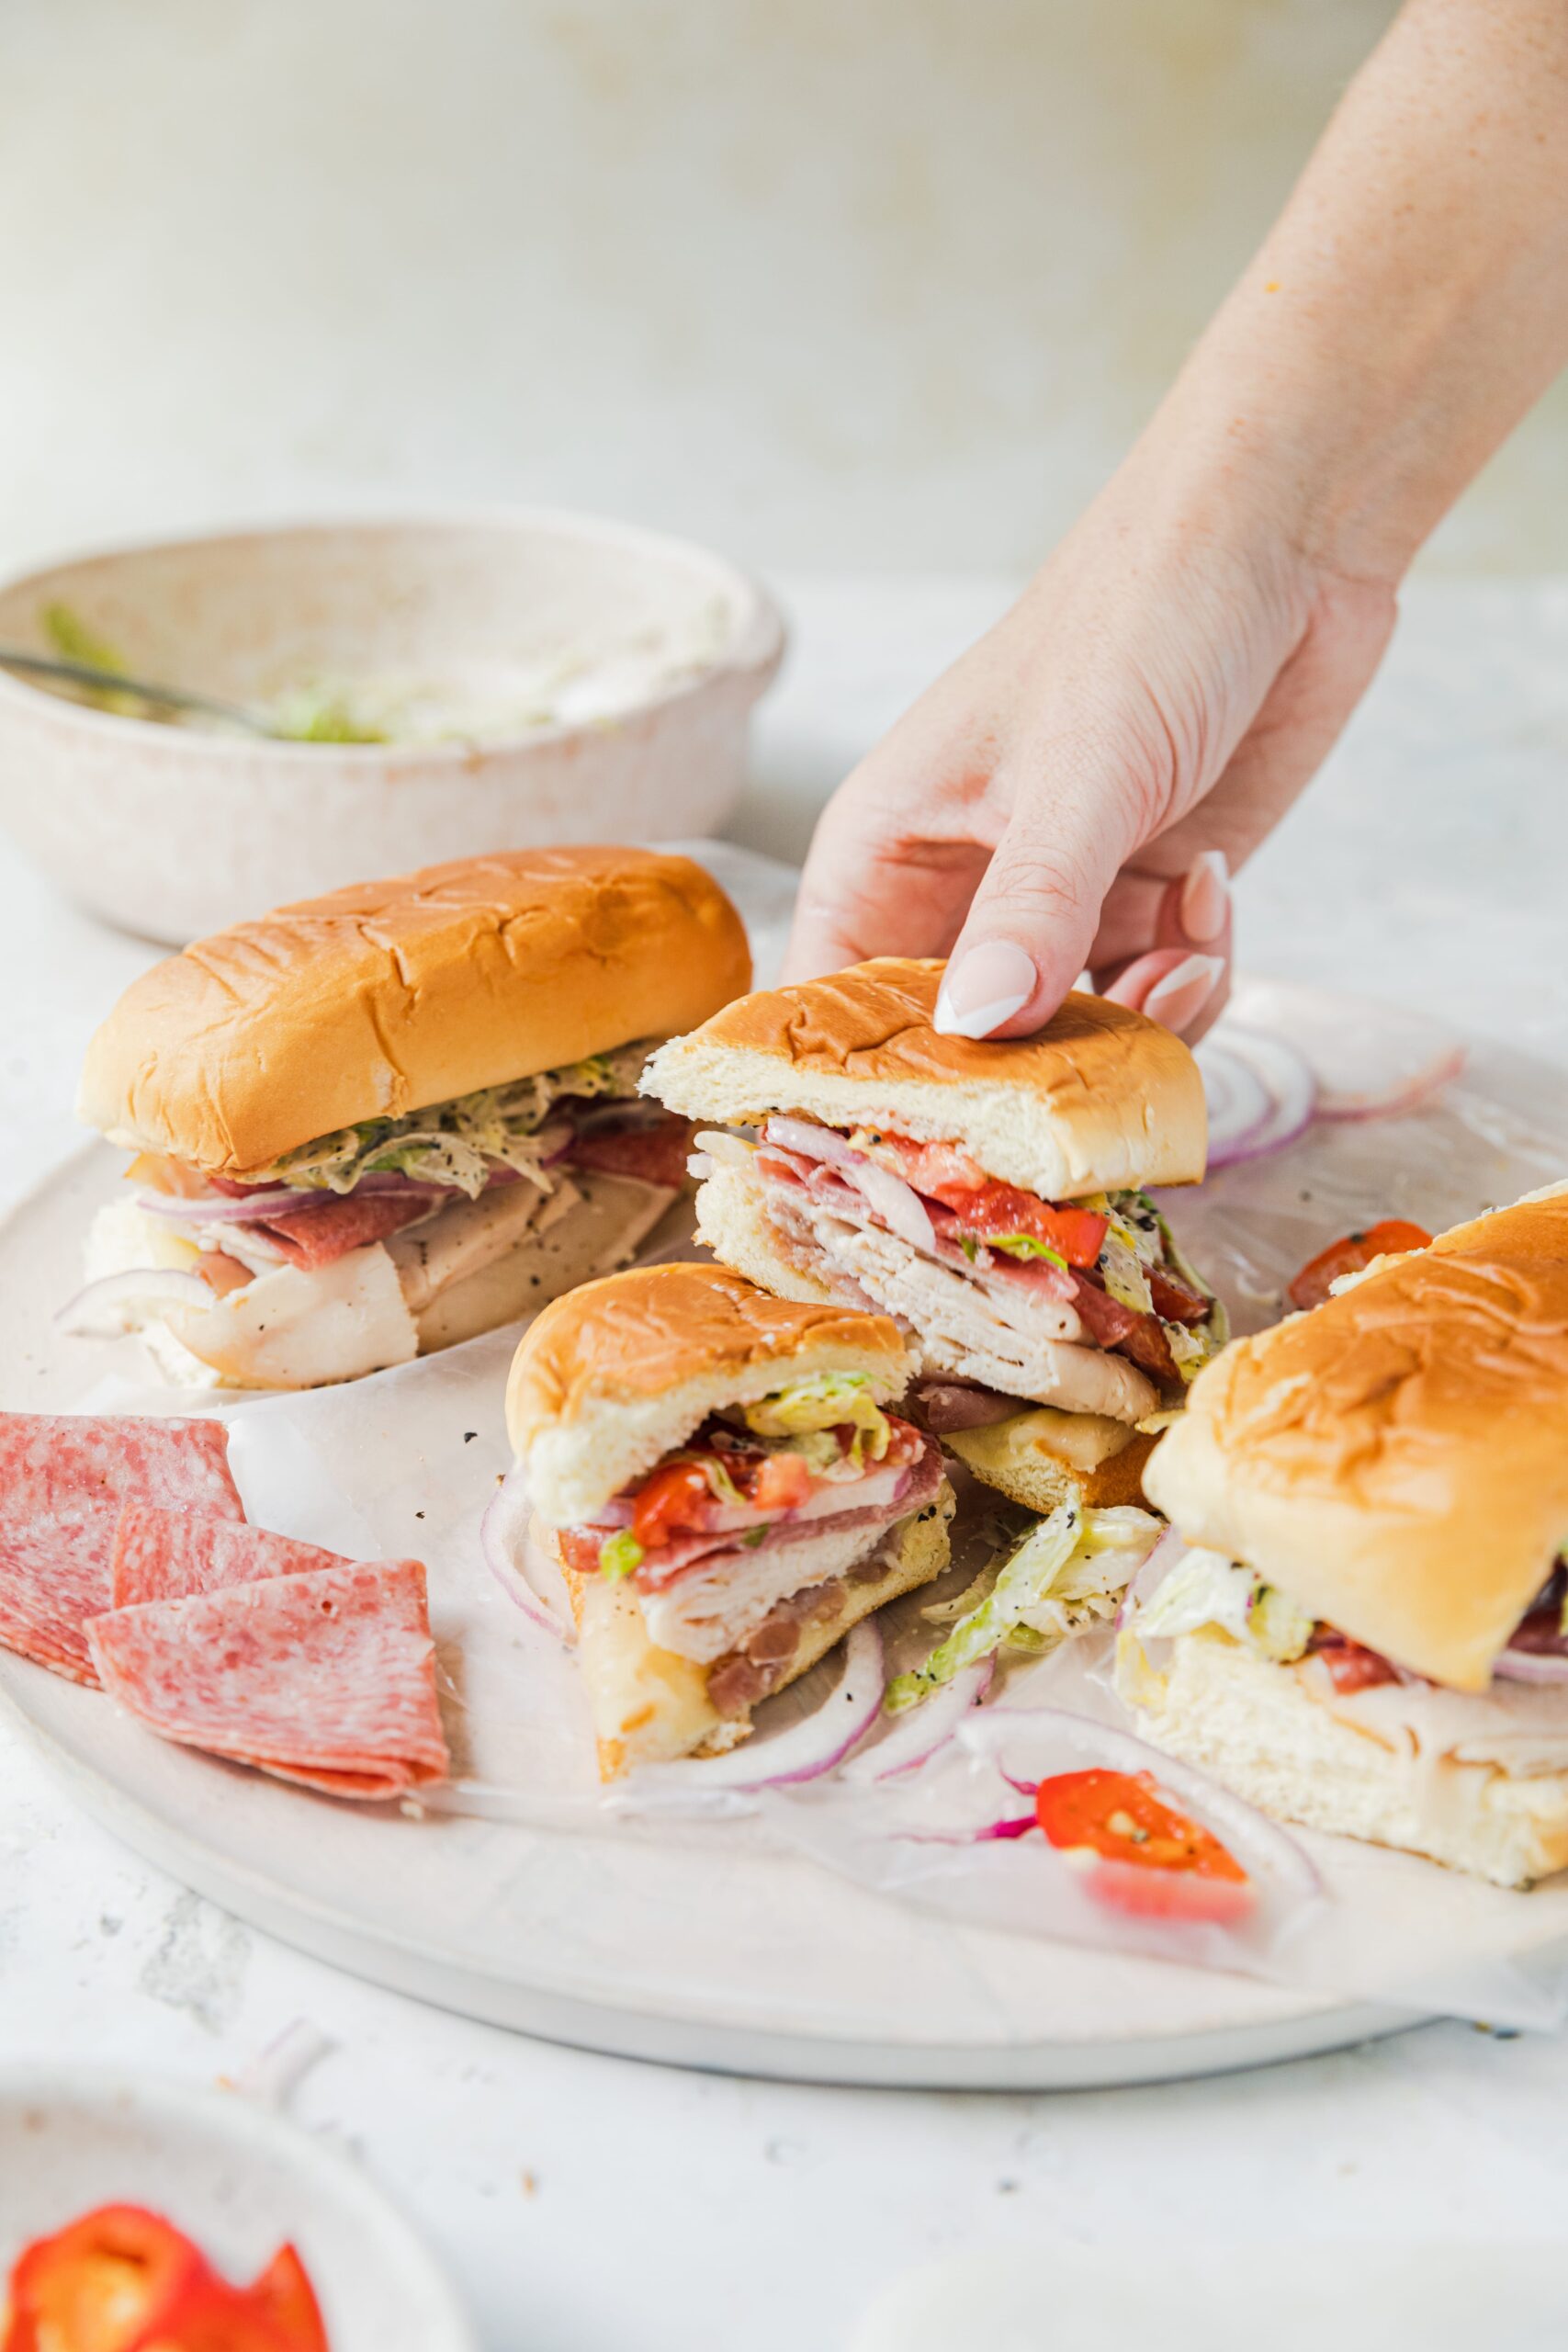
[733, 1164, 1159, 1422]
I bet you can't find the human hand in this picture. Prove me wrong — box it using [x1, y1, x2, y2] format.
[785, 467, 1396, 1041]
[785, 0, 1568, 1041]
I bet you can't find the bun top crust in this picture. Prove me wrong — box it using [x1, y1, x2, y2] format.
[507, 1260, 908, 1442]
[78, 846, 751, 1179]
[506, 1261, 911, 1521]
[642, 958, 1205, 1196]
[1145, 1187, 1568, 1690]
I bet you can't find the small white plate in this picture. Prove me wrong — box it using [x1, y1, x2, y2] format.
[0, 2063, 477, 2352]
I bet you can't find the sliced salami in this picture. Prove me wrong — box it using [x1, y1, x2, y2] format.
[568, 1114, 692, 1191]
[112, 1508, 348, 1609]
[87, 1559, 450, 1799]
[0, 1414, 243, 1683]
[0, 1413, 243, 1526]
[0, 1521, 120, 1686]
[252, 1193, 436, 1271]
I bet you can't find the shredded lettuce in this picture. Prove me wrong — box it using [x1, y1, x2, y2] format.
[255, 1044, 649, 1195]
[743, 1372, 888, 1452]
[887, 1505, 1160, 1710]
[598, 1530, 644, 1579]
[1098, 1228, 1156, 1315]
[886, 1505, 1084, 1710]
[1133, 1544, 1313, 1663]
[982, 1234, 1069, 1270]
[1135, 1548, 1255, 1643]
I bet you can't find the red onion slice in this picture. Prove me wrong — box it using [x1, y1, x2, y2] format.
[619, 1620, 886, 1797]
[1113, 1526, 1190, 1629]
[1196, 1042, 1270, 1160]
[844, 1158, 938, 1253]
[959, 1706, 1322, 1904]
[140, 1154, 549, 1227]
[1228, 978, 1466, 1119]
[139, 1185, 332, 1223]
[480, 1467, 576, 1643]
[56, 1266, 216, 1335]
[1198, 1026, 1317, 1170]
[1494, 1648, 1568, 1685]
[764, 1115, 855, 1166]
[840, 1656, 995, 1782]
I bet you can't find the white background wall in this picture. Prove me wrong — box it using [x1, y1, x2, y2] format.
[4, 0, 1565, 584]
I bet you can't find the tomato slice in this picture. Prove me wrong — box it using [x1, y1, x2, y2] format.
[750, 1452, 815, 1513]
[630, 1461, 716, 1549]
[928, 1182, 1109, 1267]
[1067, 1853, 1255, 1925]
[5, 2205, 205, 2351]
[1288, 1219, 1433, 1313]
[1037, 1771, 1255, 1923]
[246, 2245, 330, 2352]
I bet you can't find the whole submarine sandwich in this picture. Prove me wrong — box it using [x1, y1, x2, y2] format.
[70, 847, 750, 1388]
[502, 1261, 953, 1777]
[1122, 1186, 1568, 1887]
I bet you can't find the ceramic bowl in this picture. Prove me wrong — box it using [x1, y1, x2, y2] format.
[0, 514, 785, 942]
[0, 2062, 477, 2351]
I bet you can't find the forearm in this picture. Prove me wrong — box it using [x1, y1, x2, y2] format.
[1135, 0, 1568, 585]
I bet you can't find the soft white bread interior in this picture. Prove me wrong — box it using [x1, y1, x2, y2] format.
[643, 958, 1205, 1196]
[1145, 1188, 1568, 1690]
[1118, 1627, 1568, 1890]
[944, 1408, 1156, 1515]
[555, 1491, 953, 1780]
[79, 844, 751, 1179]
[508, 1260, 911, 1525]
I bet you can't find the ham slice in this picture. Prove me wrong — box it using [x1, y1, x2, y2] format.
[251, 1192, 437, 1271]
[87, 1559, 450, 1798]
[0, 1414, 242, 1684]
[112, 1507, 347, 1608]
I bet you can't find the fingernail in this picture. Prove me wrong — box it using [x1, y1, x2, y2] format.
[933, 941, 1039, 1038]
[1179, 850, 1229, 944]
[1141, 952, 1224, 1033]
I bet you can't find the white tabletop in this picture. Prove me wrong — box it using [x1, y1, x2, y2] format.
[4, 575, 1568, 2349]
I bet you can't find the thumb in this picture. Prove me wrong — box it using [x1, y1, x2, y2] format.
[932, 787, 1130, 1040]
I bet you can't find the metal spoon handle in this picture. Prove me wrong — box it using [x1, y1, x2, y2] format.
[0, 647, 274, 736]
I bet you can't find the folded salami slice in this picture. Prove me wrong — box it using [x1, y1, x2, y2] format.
[0, 1414, 243, 1685]
[87, 1560, 451, 1799]
[112, 1508, 347, 1609]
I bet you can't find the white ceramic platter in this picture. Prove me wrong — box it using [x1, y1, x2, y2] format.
[0, 2063, 477, 2350]
[0, 1138, 1446, 2092]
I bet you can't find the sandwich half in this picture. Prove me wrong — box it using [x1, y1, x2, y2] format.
[503, 1261, 953, 1777]
[1122, 1185, 1568, 1887]
[72, 846, 750, 1389]
[642, 959, 1224, 1506]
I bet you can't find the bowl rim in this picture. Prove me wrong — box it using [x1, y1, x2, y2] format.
[0, 2057, 479, 2349]
[0, 505, 787, 764]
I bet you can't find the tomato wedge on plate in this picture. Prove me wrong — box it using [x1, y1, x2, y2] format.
[1288, 1218, 1432, 1313]
[1034, 1767, 1253, 1923]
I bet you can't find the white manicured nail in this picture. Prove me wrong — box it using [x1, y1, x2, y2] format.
[1141, 952, 1224, 1032]
[1179, 850, 1229, 944]
[933, 941, 1039, 1038]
